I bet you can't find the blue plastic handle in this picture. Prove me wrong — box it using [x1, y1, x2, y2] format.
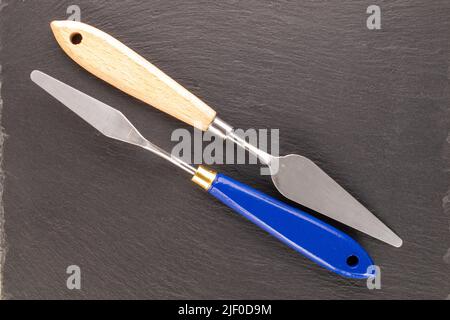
[208, 174, 374, 279]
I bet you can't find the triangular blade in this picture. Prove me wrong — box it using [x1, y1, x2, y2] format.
[30, 70, 147, 148]
[271, 155, 403, 247]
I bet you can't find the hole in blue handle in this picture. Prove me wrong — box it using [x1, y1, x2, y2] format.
[346, 255, 359, 267]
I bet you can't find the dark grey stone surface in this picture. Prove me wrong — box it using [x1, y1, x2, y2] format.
[0, 0, 449, 299]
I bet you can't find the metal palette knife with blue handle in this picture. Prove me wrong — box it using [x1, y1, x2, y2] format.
[50, 21, 402, 248]
[31, 70, 373, 279]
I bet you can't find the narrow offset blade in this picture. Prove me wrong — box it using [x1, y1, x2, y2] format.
[271, 155, 403, 247]
[30, 70, 147, 148]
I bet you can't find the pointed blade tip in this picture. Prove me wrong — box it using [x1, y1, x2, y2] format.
[30, 70, 41, 82]
[390, 235, 403, 248]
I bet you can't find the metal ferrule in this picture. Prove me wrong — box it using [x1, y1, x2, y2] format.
[207, 117, 273, 165]
[192, 166, 217, 190]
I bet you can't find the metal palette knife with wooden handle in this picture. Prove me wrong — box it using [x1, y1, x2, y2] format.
[50, 20, 402, 247]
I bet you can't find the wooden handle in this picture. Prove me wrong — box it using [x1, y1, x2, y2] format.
[50, 20, 216, 131]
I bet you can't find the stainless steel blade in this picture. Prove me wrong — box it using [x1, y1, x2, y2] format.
[30, 70, 195, 175]
[270, 155, 403, 247]
[208, 117, 403, 247]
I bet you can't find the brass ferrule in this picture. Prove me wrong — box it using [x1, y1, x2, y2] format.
[192, 166, 217, 190]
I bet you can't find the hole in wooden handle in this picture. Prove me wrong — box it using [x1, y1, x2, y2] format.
[70, 32, 83, 45]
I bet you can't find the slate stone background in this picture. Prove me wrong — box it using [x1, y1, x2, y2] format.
[0, 0, 449, 299]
